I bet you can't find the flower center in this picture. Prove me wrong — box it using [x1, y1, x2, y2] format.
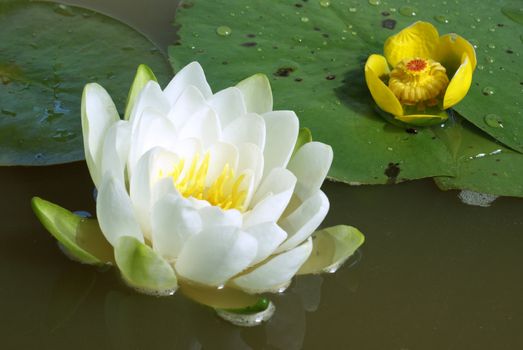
[161, 154, 247, 211]
[388, 57, 449, 106]
[406, 58, 427, 72]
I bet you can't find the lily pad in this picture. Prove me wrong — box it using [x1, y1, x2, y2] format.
[169, 0, 522, 186]
[433, 113, 523, 197]
[170, 0, 457, 185]
[0, 0, 172, 165]
[31, 197, 113, 265]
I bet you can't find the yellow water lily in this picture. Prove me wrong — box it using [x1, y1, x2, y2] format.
[365, 21, 476, 126]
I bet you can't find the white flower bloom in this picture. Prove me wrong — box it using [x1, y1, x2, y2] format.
[82, 62, 333, 294]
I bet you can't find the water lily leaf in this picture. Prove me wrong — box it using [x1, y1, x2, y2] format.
[31, 197, 112, 265]
[433, 114, 523, 197]
[114, 236, 178, 296]
[298, 225, 364, 275]
[0, 1, 172, 166]
[170, 0, 522, 185]
[169, 0, 457, 185]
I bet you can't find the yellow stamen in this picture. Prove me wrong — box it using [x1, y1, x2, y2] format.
[162, 154, 247, 211]
[388, 57, 449, 107]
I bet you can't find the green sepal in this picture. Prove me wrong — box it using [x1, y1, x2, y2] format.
[292, 127, 312, 156]
[114, 236, 178, 296]
[31, 197, 111, 266]
[220, 297, 270, 315]
[298, 225, 365, 275]
[123, 64, 158, 120]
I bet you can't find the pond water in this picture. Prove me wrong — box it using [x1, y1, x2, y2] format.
[1, 0, 523, 349]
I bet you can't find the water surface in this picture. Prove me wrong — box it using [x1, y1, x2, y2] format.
[1, 1, 522, 349]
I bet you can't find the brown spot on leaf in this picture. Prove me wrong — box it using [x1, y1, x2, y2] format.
[385, 163, 400, 184]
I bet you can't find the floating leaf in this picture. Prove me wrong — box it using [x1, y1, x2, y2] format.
[434, 114, 523, 197]
[169, 0, 522, 187]
[114, 236, 178, 296]
[31, 197, 112, 265]
[170, 0, 457, 185]
[0, 1, 172, 165]
[298, 225, 364, 275]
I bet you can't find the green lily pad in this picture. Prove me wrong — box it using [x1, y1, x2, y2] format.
[170, 0, 522, 186]
[298, 225, 365, 275]
[433, 113, 523, 197]
[114, 236, 178, 296]
[0, 0, 172, 166]
[31, 197, 113, 265]
[169, 0, 457, 185]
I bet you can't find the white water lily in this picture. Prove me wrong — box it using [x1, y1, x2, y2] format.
[82, 62, 333, 294]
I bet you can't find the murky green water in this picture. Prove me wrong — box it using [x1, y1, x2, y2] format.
[1, 1, 523, 349]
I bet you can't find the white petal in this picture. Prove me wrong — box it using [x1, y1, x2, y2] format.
[130, 148, 180, 239]
[166, 85, 207, 130]
[287, 142, 333, 201]
[251, 167, 296, 208]
[232, 238, 312, 294]
[243, 168, 297, 227]
[127, 108, 177, 176]
[235, 73, 273, 114]
[81, 83, 120, 187]
[152, 194, 202, 260]
[171, 137, 203, 161]
[236, 143, 264, 191]
[175, 226, 257, 286]
[208, 87, 247, 128]
[129, 81, 170, 133]
[199, 206, 242, 229]
[245, 222, 287, 265]
[164, 62, 212, 104]
[277, 190, 330, 252]
[262, 110, 299, 178]
[100, 121, 131, 185]
[206, 142, 239, 186]
[96, 176, 143, 246]
[178, 106, 220, 149]
[222, 113, 266, 151]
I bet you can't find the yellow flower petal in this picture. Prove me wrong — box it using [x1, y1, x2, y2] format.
[364, 54, 403, 116]
[384, 21, 440, 67]
[437, 33, 477, 72]
[443, 54, 473, 109]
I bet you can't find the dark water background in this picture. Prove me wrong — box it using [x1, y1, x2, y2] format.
[1, 0, 522, 349]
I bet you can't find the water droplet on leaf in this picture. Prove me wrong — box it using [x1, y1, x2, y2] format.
[399, 6, 417, 17]
[53, 4, 75, 17]
[484, 114, 504, 128]
[434, 15, 449, 23]
[482, 86, 495, 95]
[216, 25, 232, 36]
[320, 0, 331, 7]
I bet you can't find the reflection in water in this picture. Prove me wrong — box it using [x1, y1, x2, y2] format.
[103, 276, 327, 350]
